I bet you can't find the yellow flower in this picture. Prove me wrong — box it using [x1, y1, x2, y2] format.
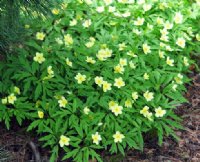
[143, 73, 149, 80]
[143, 91, 154, 102]
[119, 58, 127, 66]
[132, 92, 139, 101]
[140, 106, 150, 117]
[47, 66, 54, 76]
[143, 4, 152, 12]
[142, 43, 151, 54]
[92, 132, 102, 145]
[114, 64, 124, 74]
[66, 58, 73, 67]
[59, 135, 70, 147]
[104, 0, 113, 5]
[108, 6, 116, 12]
[8, 93, 17, 104]
[146, 112, 153, 121]
[129, 61, 136, 69]
[102, 81, 112, 92]
[52, 8, 60, 15]
[174, 12, 183, 24]
[174, 74, 183, 84]
[134, 17, 145, 26]
[82, 19, 92, 28]
[183, 57, 189, 66]
[36, 32, 45, 40]
[160, 34, 169, 42]
[96, 6, 105, 13]
[166, 57, 174, 66]
[75, 73, 86, 84]
[176, 37, 186, 48]
[164, 21, 173, 30]
[196, 34, 200, 41]
[109, 101, 117, 110]
[125, 99, 132, 108]
[83, 106, 90, 115]
[1, 98, 7, 104]
[172, 84, 178, 91]
[111, 105, 123, 116]
[96, 48, 112, 61]
[118, 43, 127, 51]
[69, 19, 77, 26]
[95, 76, 104, 87]
[86, 57, 96, 64]
[14, 86, 20, 95]
[38, 111, 44, 119]
[33, 52, 45, 64]
[155, 107, 166, 117]
[58, 96, 68, 108]
[156, 17, 164, 25]
[159, 50, 165, 58]
[64, 34, 73, 46]
[127, 51, 137, 58]
[114, 77, 125, 88]
[113, 131, 125, 143]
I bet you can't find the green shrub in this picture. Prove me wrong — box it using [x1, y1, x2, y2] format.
[0, 0, 200, 161]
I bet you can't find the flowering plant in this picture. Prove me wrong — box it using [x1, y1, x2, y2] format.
[0, 0, 200, 161]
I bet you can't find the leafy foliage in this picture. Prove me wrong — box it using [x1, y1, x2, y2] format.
[0, 0, 200, 161]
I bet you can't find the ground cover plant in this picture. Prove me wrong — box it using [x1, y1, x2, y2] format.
[0, 0, 200, 161]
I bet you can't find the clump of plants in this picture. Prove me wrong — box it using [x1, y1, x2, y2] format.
[0, 0, 200, 161]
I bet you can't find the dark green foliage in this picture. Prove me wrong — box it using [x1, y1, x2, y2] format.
[0, 0, 54, 55]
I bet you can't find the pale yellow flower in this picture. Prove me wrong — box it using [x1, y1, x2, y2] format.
[83, 106, 90, 115]
[172, 84, 178, 91]
[119, 58, 127, 66]
[166, 57, 174, 66]
[183, 57, 189, 66]
[109, 101, 117, 110]
[119, 43, 127, 51]
[132, 92, 139, 101]
[164, 21, 173, 30]
[47, 66, 54, 76]
[58, 96, 68, 108]
[102, 81, 112, 92]
[114, 64, 125, 74]
[125, 99, 132, 108]
[96, 6, 105, 13]
[134, 17, 145, 26]
[143, 73, 149, 80]
[59, 135, 70, 147]
[176, 37, 186, 48]
[25, 24, 30, 29]
[129, 61, 136, 69]
[8, 93, 17, 104]
[36, 32, 45, 40]
[96, 48, 112, 61]
[33, 52, 45, 64]
[82, 19, 92, 28]
[143, 91, 154, 101]
[75, 73, 86, 84]
[69, 19, 77, 26]
[155, 107, 166, 117]
[113, 131, 125, 143]
[108, 6, 116, 12]
[114, 77, 125, 88]
[38, 111, 44, 119]
[174, 74, 183, 84]
[104, 0, 113, 5]
[143, 4, 152, 12]
[156, 17, 164, 25]
[143, 43, 151, 54]
[111, 105, 123, 116]
[52, 8, 60, 15]
[92, 132, 102, 145]
[64, 34, 73, 45]
[66, 58, 73, 67]
[86, 57, 96, 64]
[140, 106, 150, 117]
[174, 12, 183, 24]
[196, 34, 200, 41]
[95, 76, 104, 87]
[127, 51, 137, 58]
[159, 50, 165, 58]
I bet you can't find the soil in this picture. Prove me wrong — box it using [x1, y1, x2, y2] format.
[0, 73, 200, 162]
